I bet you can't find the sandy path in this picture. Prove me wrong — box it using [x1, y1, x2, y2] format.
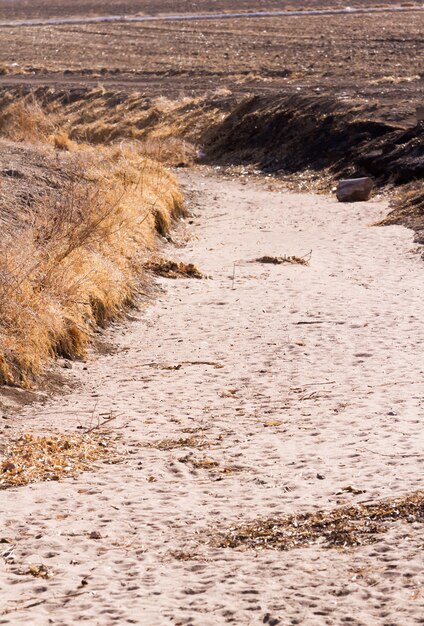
[0, 171, 423, 625]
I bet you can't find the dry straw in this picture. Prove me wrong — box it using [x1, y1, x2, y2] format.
[0, 432, 112, 489]
[0, 134, 183, 386]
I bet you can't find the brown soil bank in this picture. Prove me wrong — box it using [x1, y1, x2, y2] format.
[205, 94, 423, 183]
[204, 93, 424, 232]
[1, 88, 421, 185]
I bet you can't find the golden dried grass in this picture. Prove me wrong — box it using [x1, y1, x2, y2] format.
[0, 100, 57, 143]
[0, 90, 228, 165]
[135, 137, 196, 167]
[0, 142, 183, 386]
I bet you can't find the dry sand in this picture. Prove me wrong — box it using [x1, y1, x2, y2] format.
[0, 170, 423, 625]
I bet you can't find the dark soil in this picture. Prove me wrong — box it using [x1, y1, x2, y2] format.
[0, 9, 422, 125]
[204, 94, 424, 185]
[0, 0, 413, 21]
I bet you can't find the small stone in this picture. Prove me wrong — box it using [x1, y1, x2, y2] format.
[316, 473, 325, 480]
[2, 169, 24, 179]
[88, 531, 102, 539]
[413, 230, 424, 245]
[336, 177, 373, 202]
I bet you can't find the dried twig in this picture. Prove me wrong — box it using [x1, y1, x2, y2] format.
[231, 263, 236, 290]
[83, 414, 118, 435]
[359, 447, 421, 458]
[296, 320, 345, 325]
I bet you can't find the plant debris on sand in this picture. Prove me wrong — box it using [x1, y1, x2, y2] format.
[146, 436, 211, 451]
[145, 258, 203, 279]
[23, 564, 52, 579]
[254, 255, 310, 266]
[209, 492, 424, 551]
[0, 432, 113, 488]
[178, 454, 243, 475]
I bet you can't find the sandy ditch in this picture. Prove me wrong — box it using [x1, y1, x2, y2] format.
[0, 170, 423, 625]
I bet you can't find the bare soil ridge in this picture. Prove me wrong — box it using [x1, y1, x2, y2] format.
[1, 5, 423, 28]
[0, 0, 417, 21]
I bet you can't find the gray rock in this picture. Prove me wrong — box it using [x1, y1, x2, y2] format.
[413, 230, 424, 245]
[336, 177, 374, 202]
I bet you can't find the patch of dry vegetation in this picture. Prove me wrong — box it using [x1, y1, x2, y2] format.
[0, 90, 231, 166]
[145, 258, 203, 279]
[147, 436, 211, 451]
[0, 100, 57, 143]
[0, 432, 113, 488]
[209, 492, 424, 551]
[254, 254, 310, 266]
[0, 136, 183, 386]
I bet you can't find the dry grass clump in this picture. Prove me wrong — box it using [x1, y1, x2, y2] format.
[0, 97, 81, 152]
[135, 137, 196, 167]
[0, 140, 183, 386]
[0, 89, 233, 166]
[66, 93, 225, 147]
[145, 258, 203, 279]
[210, 492, 424, 551]
[52, 130, 78, 151]
[0, 100, 57, 143]
[0, 432, 112, 489]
